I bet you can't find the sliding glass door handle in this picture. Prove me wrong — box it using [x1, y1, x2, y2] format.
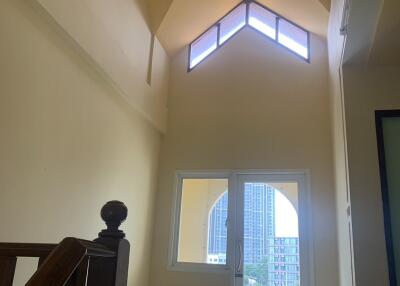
[236, 241, 243, 274]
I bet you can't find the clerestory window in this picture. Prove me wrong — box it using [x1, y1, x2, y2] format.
[188, 0, 310, 71]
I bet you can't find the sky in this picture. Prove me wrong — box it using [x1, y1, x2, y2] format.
[275, 189, 299, 238]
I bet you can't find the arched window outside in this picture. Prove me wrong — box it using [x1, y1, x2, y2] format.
[208, 192, 228, 264]
[171, 172, 312, 285]
[207, 184, 300, 285]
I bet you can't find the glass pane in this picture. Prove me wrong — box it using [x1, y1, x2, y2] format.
[190, 26, 218, 69]
[278, 19, 309, 59]
[249, 3, 277, 39]
[178, 178, 229, 264]
[382, 117, 400, 281]
[243, 182, 300, 286]
[219, 4, 246, 45]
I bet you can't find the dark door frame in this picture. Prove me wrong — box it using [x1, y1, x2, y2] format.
[375, 110, 400, 286]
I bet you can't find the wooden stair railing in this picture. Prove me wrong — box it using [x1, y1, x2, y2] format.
[0, 201, 130, 286]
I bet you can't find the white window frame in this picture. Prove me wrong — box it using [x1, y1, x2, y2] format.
[233, 170, 315, 286]
[168, 170, 234, 273]
[168, 169, 315, 286]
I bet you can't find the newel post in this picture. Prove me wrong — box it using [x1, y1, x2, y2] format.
[87, 201, 130, 286]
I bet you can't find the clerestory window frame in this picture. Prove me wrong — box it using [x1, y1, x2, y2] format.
[187, 0, 311, 72]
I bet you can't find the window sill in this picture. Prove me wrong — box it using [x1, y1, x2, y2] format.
[168, 262, 231, 274]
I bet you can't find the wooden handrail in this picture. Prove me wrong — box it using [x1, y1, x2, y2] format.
[0, 239, 116, 259]
[26, 238, 116, 286]
[0, 201, 130, 286]
[0, 257, 17, 286]
[0, 243, 56, 257]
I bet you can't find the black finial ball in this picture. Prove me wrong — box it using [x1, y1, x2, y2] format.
[101, 201, 128, 231]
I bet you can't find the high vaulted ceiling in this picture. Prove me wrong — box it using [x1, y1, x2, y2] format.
[147, 0, 173, 33]
[342, 0, 400, 66]
[148, 0, 330, 56]
[369, 0, 400, 65]
[318, 0, 331, 11]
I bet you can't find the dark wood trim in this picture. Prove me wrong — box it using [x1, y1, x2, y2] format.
[375, 109, 400, 286]
[38, 256, 48, 268]
[26, 238, 116, 286]
[187, 0, 311, 71]
[0, 257, 17, 286]
[65, 257, 89, 286]
[0, 243, 56, 257]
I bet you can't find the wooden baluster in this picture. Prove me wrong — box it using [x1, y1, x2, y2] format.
[65, 257, 89, 286]
[37, 252, 88, 286]
[37, 256, 47, 268]
[0, 257, 17, 286]
[26, 238, 114, 286]
[87, 201, 130, 286]
[75, 257, 90, 285]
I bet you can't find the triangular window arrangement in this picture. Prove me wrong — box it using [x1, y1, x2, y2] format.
[188, 0, 310, 71]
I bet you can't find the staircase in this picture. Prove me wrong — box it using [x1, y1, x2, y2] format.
[0, 201, 130, 286]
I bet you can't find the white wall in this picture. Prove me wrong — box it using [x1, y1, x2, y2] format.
[150, 28, 339, 286]
[327, 0, 356, 285]
[0, 1, 165, 285]
[343, 66, 400, 286]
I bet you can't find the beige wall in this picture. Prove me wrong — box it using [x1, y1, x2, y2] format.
[179, 179, 228, 263]
[343, 66, 400, 286]
[33, 0, 170, 131]
[0, 1, 164, 285]
[150, 28, 338, 286]
[269, 183, 299, 212]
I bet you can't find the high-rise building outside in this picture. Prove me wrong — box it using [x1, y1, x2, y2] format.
[208, 192, 228, 264]
[208, 183, 300, 286]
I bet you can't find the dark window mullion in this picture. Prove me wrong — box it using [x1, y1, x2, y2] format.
[217, 23, 221, 46]
[307, 31, 311, 62]
[187, 43, 192, 72]
[246, 1, 250, 25]
[188, 0, 311, 71]
[276, 17, 280, 42]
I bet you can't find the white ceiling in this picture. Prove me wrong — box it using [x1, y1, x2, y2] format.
[342, 0, 400, 66]
[369, 0, 400, 65]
